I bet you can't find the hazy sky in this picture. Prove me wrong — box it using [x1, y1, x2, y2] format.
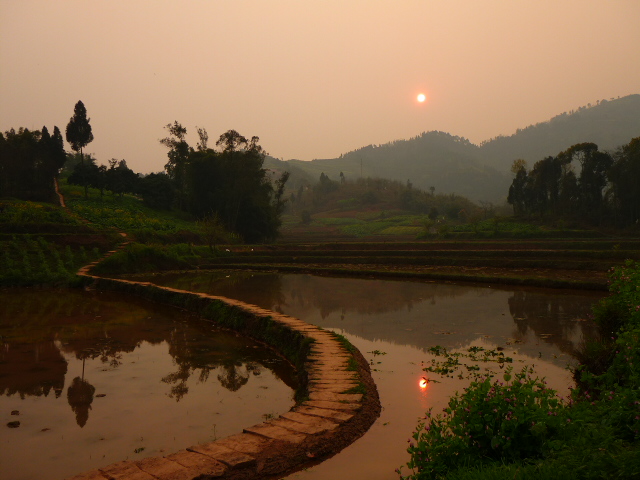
[2, 1, 639, 174]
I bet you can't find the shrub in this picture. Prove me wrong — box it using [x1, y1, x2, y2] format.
[402, 261, 640, 479]
[401, 367, 566, 479]
[91, 243, 191, 274]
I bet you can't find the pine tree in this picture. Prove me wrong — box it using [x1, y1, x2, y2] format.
[65, 101, 94, 161]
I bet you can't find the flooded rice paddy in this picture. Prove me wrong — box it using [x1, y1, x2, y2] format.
[130, 270, 604, 480]
[0, 288, 297, 480]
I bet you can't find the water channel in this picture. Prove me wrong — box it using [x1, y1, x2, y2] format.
[126, 270, 604, 480]
[0, 288, 298, 480]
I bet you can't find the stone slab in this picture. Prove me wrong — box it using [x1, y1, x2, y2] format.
[309, 347, 349, 354]
[308, 372, 358, 381]
[294, 406, 354, 423]
[308, 354, 350, 361]
[309, 391, 363, 403]
[280, 411, 340, 430]
[309, 384, 359, 394]
[165, 450, 227, 477]
[267, 417, 335, 435]
[243, 423, 307, 444]
[135, 457, 191, 480]
[309, 378, 359, 386]
[99, 461, 155, 480]
[305, 362, 350, 371]
[304, 400, 362, 411]
[188, 442, 255, 469]
[66, 471, 109, 480]
[216, 432, 273, 455]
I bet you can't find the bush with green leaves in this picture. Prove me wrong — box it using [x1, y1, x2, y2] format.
[401, 367, 566, 479]
[402, 261, 640, 480]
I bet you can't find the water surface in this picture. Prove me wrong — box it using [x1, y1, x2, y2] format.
[133, 270, 603, 479]
[0, 288, 297, 480]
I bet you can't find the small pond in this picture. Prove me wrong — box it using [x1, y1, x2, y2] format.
[130, 270, 605, 480]
[0, 288, 297, 480]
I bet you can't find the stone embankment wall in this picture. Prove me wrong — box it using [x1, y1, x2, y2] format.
[70, 259, 380, 480]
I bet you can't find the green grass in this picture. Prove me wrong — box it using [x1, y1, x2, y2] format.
[284, 209, 601, 241]
[0, 234, 102, 286]
[60, 182, 202, 242]
[0, 198, 116, 286]
[379, 226, 422, 235]
[0, 199, 86, 233]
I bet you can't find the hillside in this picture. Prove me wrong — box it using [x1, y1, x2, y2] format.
[267, 95, 640, 204]
[479, 94, 640, 171]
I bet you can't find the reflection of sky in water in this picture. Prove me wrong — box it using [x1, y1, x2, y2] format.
[132, 270, 604, 480]
[137, 271, 603, 364]
[0, 288, 296, 480]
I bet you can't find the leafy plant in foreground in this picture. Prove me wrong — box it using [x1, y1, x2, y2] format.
[402, 261, 640, 479]
[400, 367, 566, 480]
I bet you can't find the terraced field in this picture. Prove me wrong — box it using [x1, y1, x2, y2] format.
[199, 239, 640, 290]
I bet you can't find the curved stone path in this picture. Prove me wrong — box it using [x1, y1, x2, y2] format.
[67, 243, 381, 479]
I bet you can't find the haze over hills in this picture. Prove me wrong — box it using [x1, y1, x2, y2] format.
[479, 94, 640, 172]
[265, 94, 640, 203]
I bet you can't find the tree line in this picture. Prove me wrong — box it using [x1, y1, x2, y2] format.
[0, 126, 67, 201]
[159, 122, 289, 243]
[1, 101, 289, 243]
[507, 138, 640, 228]
[66, 122, 290, 243]
[66, 120, 289, 242]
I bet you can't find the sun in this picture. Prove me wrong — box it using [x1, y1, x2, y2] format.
[417, 93, 426, 103]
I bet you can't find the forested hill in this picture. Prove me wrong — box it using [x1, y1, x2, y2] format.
[286, 132, 507, 203]
[266, 94, 639, 204]
[479, 94, 640, 171]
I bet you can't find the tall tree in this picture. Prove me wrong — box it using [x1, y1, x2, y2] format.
[185, 130, 289, 242]
[160, 121, 191, 208]
[507, 161, 528, 215]
[65, 101, 94, 162]
[561, 143, 612, 222]
[608, 137, 640, 227]
[196, 127, 209, 151]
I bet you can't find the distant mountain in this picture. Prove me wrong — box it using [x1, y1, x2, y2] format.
[288, 132, 509, 202]
[479, 94, 640, 171]
[266, 94, 640, 203]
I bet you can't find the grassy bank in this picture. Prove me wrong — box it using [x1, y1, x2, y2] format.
[0, 199, 117, 286]
[400, 261, 640, 480]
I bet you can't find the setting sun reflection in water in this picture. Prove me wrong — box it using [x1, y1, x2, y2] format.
[419, 377, 429, 389]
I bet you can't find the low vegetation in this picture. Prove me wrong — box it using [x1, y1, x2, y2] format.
[400, 260, 640, 480]
[0, 199, 118, 286]
[60, 182, 204, 243]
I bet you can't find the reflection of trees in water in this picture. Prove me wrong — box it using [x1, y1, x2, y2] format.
[144, 271, 288, 314]
[284, 275, 471, 319]
[217, 361, 261, 392]
[161, 323, 267, 400]
[67, 375, 95, 428]
[133, 273, 602, 366]
[0, 340, 66, 398]
[1, 289, 295, 406]
[280, 276, 599, 359]
[135, 271, 471, 319]
[508, 290, 600, 355]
